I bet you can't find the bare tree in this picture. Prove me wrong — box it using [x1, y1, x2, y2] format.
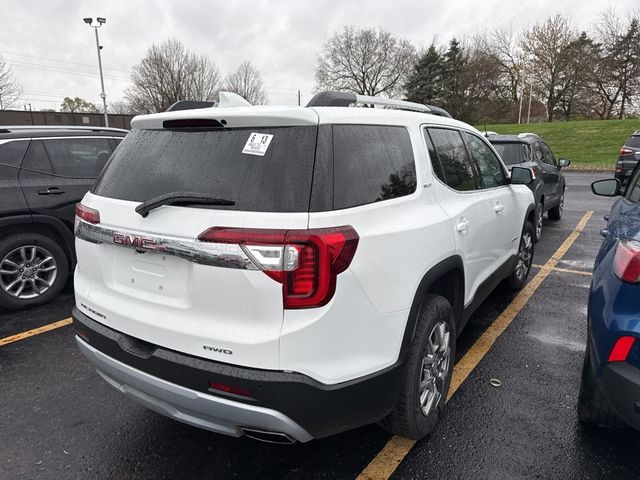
[125, 39, 221, 113]
[0, 55, 22, 110]
[315, 26, 416, 97]
[222, 62, 268, 105]
[521, 14, 574, 121]
[108, 100, 133, 115]
[592, 9, 640, 119]
[490, 27, 525, 106]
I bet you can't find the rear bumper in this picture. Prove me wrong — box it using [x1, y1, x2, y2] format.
[600, 362, 640, 431]
[72, 307, 404, 440]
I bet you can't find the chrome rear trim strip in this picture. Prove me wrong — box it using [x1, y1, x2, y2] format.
[75, 220, 258, 270]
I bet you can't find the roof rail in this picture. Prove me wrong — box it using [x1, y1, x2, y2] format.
[0, 125, 129, 133]
[166, 100, 215, 112]
[306, 91, 452, 117]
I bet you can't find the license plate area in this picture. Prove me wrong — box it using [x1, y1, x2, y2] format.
[103, 246, 191, 300]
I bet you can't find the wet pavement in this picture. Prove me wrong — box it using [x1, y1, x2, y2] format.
[1, 172, 638, 480]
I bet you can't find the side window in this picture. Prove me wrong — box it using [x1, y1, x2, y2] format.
[533, 142, 544, 163]
[463, 132, 507, 188]
[0, 140, 29, 168]
[541, 143, 557, 166]
[427, 128, 480, 192]
[424, 129, 445, 183]
[626, 168, 640, 203]
[43, 138, 113, 178]
[22, 140, 54, 174]
[333, 125, 416, 209]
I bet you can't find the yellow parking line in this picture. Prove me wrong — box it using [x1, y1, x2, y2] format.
[356, 210, 594, 480]
[532, 264, 592, 277]
[0, 317, 73, 347]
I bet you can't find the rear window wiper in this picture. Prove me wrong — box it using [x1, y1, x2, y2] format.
[135, 192, 235, 218]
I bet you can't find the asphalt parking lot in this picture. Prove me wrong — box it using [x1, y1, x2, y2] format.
[1, 171, 639, 480]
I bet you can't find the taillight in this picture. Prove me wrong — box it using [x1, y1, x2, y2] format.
[608, 336, 636, 362]
[619, 147, 633, 156]
[613, 239, 640, 284]
[198, 226, 359, 309]
[75, 203, 100, 224]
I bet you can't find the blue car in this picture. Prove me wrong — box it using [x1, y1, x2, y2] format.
[579, 166, 640, 430]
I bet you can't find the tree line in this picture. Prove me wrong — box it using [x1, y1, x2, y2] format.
[316, 9, 640, 123]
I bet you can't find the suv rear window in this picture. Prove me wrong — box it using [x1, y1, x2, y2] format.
[333, 125, 415, 209]
[93, 127, 318, 213]
[626, 136, 640, 148]
[491, 142, 531, 166]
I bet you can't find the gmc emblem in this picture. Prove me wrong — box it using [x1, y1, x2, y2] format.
[113, 233, 163, 252]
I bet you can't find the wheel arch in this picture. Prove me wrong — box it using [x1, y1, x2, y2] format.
[399, 256, 464, 362]
[0, 215, 75, 267]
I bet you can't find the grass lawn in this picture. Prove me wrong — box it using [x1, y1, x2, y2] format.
[476, 119, 640, 170]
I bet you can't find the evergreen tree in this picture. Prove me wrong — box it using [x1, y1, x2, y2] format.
[405, 44, 444, 105]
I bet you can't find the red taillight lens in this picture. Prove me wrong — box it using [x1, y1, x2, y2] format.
[619, 147, 633, 156]
[198, 226, 359, 309]
[209, 382, 251, 397]
[608, 336, 636, 362]
[613, 240, 640, 284]
[75, 203, 100, 224]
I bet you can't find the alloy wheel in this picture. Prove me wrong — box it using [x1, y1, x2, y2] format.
[0, 245, 58, 299]
[515, 231, 533, 280]
[536, 206, 543, 240]
[419, 321, 451, 417]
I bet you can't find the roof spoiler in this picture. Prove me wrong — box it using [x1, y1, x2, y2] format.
[306, 91, 452, 118]
[166, 92, 252, 112]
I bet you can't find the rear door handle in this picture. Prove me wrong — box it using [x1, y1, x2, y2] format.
[456, 220, 470, 233]
[493, 204, 504, 214]
[37, 187, 65, 196]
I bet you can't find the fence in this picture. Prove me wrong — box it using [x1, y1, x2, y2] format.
[0, 110, 133, 130]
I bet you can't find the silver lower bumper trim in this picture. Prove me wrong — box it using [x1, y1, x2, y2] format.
[76, 336, 313, 442]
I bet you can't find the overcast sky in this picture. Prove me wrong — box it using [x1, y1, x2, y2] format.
[1, 0, 637, 111]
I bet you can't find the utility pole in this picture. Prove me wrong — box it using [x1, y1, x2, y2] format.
[518, 86, 524, 124]
[297, 90, 301, 106]
[526, 83, 533, 125]
[83, 17, 109, 127]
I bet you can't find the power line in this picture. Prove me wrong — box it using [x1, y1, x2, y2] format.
[0, 49, 131, 74]
[8, 61, 130, 82]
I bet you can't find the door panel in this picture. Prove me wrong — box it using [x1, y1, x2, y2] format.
[19, 138, 113, 225]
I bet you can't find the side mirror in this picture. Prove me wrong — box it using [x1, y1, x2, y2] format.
[559, 158, 571, 168]
[511, 166, 534, 185]
[591, 178, 621, 197]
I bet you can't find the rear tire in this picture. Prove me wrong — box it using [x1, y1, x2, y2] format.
[506, 221, 534, 291]
[379, 294, 456, 440]
[548, 188, 564, 221]
[577, 344, 624, 429]
[0, 233, 69, 310]
[534, 202, 544, 243]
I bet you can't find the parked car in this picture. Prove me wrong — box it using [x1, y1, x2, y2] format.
[579, 166, 640, 431]
[0, 126, 127, 310]
[615, 130, 640, 187]
[72, 91, 536, 443]
[488, 133, 571, 241]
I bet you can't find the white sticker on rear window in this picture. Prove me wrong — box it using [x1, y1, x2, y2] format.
[242, 132, 274, 156]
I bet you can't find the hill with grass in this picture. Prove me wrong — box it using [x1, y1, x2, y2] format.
[477, 119, 639, 170]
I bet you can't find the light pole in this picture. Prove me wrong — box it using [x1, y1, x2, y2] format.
[83, 17, 108, 127]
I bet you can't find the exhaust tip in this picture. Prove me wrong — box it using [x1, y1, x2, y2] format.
[241, 427, 296, 444]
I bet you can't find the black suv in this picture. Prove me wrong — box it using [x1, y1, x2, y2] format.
[0, 126, 127, 310]
[615, 130, 640, 187]
[488, 133, 570, 241]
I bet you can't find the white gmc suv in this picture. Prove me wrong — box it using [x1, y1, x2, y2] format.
[72, 91, 536, 444]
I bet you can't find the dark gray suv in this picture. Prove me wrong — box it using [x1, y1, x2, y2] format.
[488, 133, 570, 242]
[615, 130, 640, 187]
[0, 126, 127, 310]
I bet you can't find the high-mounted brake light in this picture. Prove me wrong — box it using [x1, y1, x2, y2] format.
[198, 226, 359, 309]
[75, 203, 100, 224]
[613, 240, 640, 284]
[619, 147, 634, 156]
[608, 336, 636, 362]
